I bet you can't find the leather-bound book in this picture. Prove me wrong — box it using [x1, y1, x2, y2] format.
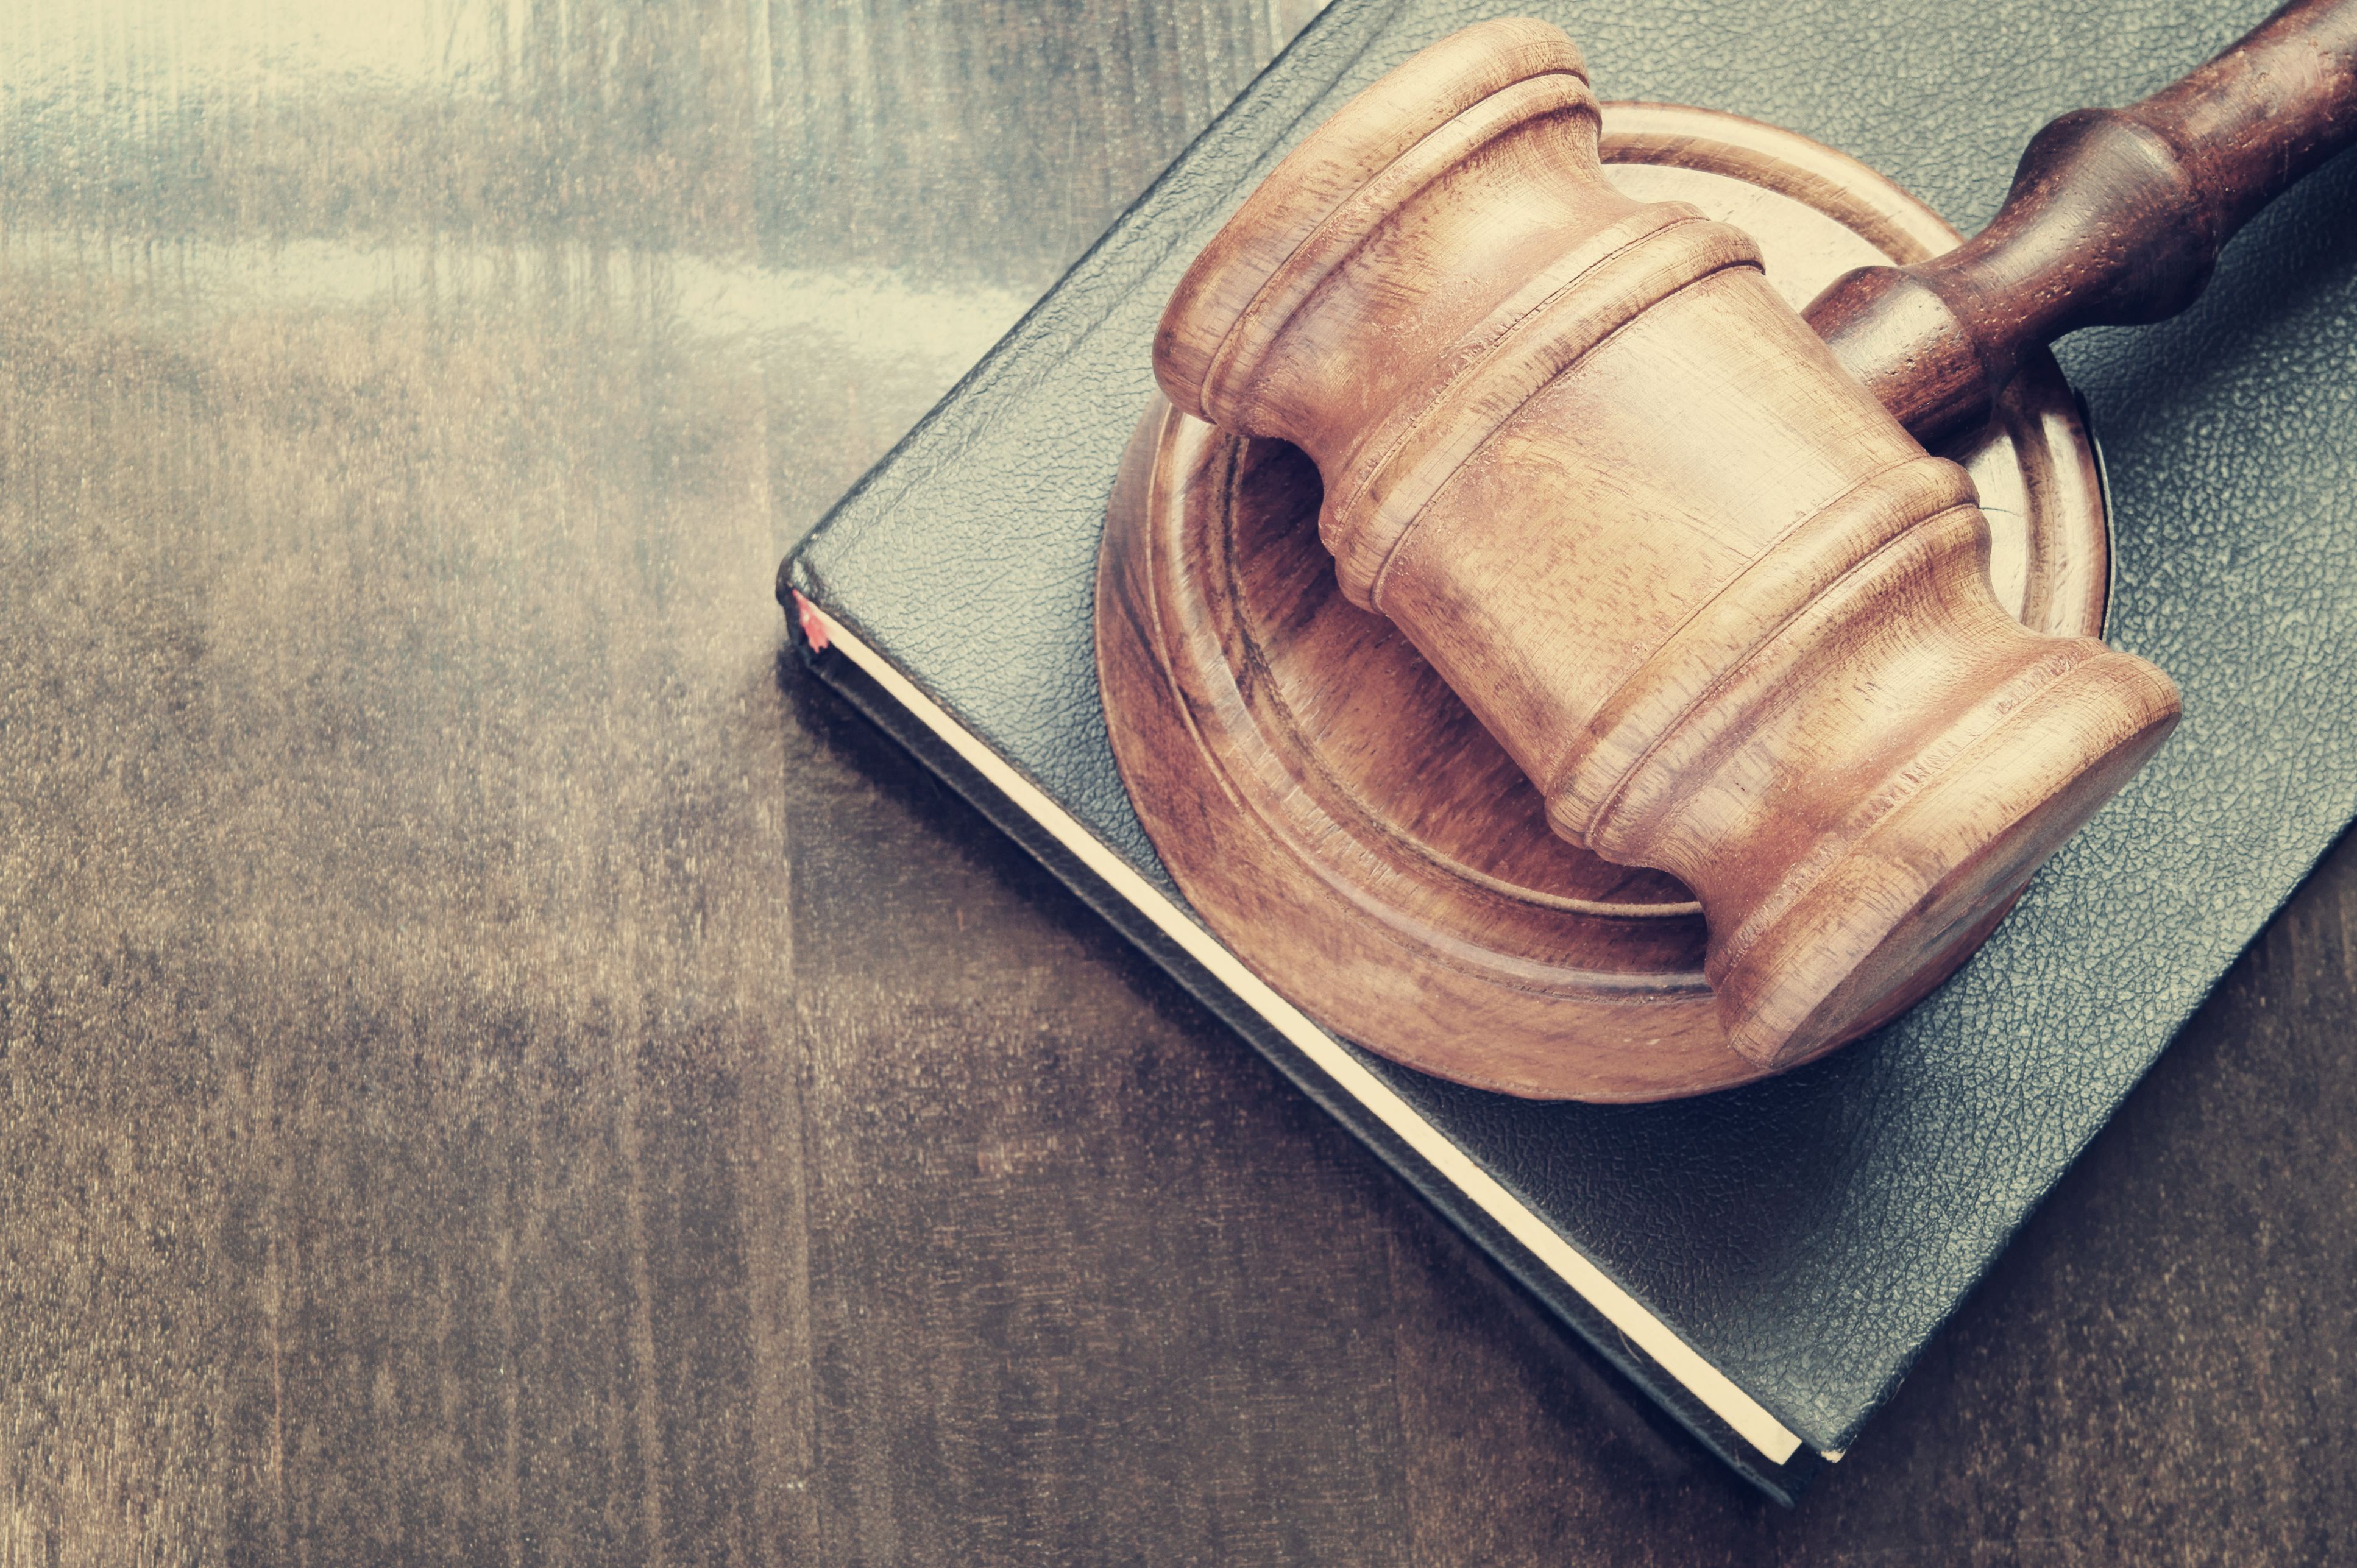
[781, 0, 2357, 1502]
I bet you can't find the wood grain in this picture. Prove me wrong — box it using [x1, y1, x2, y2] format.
[2, 0, 2355, 1562]
[1132, 19, 2178, 1078]
[1096, 101, 2115, 1099]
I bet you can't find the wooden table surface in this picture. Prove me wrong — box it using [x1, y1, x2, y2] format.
[3, 2, 2353, 1563]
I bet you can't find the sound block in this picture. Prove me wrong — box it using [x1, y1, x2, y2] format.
[1096, 103, 2109, 1101]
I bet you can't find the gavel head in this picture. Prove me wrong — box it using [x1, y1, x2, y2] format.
[1152, 17, 2180, 1070]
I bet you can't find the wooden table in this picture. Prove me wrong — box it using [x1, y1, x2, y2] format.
[2, 2, 2351, 1561]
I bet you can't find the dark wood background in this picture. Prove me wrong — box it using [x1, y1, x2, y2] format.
[2, 1, 2353, 1562]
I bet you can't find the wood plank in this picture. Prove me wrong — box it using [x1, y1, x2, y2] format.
[785, 688, 1417, 1562]
[1, 0, 2354, 1562]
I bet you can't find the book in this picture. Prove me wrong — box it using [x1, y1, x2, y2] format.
[781, 0, 2357, 1502]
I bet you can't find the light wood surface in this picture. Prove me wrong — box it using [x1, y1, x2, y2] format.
[1096, 101, 2112, 1099]
[1128, 19, 2178, 1080]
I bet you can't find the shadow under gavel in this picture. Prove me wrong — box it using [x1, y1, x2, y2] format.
[1148, 5, 2354, 1070]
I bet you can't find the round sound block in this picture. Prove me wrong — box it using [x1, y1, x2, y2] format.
[1096, 103, 2109, 1101]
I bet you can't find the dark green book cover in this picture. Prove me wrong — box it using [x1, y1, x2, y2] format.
[784, 0, 2357, 1502]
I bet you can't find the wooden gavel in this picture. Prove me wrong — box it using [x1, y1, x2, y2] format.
[1152, 6, 2355, 1068]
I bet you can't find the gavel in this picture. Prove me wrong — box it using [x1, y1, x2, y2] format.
[1149, 5, 2356, 1069]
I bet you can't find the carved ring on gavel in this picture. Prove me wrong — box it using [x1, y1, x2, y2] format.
[1102, 17, 2200, 1092]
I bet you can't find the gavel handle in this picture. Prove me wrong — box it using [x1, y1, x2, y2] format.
[1806, 0, 2357, 445]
